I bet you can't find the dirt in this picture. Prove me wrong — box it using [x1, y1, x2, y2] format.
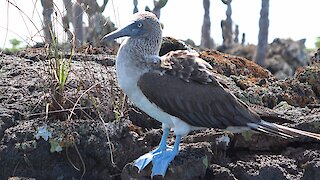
[0, 41, 320, 180]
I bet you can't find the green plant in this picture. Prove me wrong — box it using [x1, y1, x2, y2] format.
[48, 28, 74, 112]
[5, 38, 25, 53]
[51, 31, 73, 92]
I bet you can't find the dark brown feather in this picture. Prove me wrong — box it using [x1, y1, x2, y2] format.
[138, 50, 262, 128]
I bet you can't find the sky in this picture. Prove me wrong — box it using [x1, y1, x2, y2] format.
[0, 0, 319, 49]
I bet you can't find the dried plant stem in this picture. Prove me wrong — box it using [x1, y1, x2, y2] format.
[67, 83, 99, 122]
[66, 142, 86, 179]
[28, 106, 92, 118]
[98, 113, 117, 168]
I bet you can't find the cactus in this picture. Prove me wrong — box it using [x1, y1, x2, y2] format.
[151, 0, 168, 19]
[133, 0, 138, 13]
[82, 0, 110, 45]
[61, 0, 113, 46]
[200, 0, 214, 49]
[234, 25, 239, 44]
[221, 0, 233, 48]
[82, 0, 109, 16]
[241, 33, 246, 45]
[255, 0, 269, 66]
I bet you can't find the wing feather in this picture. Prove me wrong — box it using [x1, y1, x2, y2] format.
[135, 50, 320, 140]
[138, 71, 261, 129]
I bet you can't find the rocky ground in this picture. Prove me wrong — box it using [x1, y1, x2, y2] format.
[0, 39, 319, 180]
[219, 38, 310, 80]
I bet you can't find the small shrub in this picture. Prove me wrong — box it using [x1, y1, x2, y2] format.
[5, 38, 25, 53]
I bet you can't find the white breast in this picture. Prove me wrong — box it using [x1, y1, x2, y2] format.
[116, 47, 174, 128]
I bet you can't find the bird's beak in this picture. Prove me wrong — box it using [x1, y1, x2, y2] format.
[101, 22, 135, 42]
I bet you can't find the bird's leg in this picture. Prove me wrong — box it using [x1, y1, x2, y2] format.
[157, 127, 170, 150]
[134, 128, 170, 172]
[151, 135, 181, 177]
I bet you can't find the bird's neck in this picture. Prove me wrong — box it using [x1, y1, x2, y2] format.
[123, 36, 161, 59]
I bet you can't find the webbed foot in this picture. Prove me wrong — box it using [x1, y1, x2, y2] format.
[151, 147, 178, 177]
[134, 145, 170, 172]
[134, 128, 170, 172]
[134, 131, 182, 177]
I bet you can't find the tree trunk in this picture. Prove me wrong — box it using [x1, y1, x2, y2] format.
[40, 0, 54, 44]
[255, 0, 269, 66]
[200, 0, 213, 49]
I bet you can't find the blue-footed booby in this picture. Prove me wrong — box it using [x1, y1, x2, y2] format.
[102, 12, 320, 177]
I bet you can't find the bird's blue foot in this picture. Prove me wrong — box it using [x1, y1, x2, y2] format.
[151, 146, 179, 177]
[134, 128, 181, 177]
[134, 145, 169, 172]
[134, 128, 170, 171]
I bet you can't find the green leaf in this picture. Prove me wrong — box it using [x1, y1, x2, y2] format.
[49, 139, 63, 153]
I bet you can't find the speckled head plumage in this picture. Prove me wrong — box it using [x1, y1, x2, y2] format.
[133, 11, 160, 29]
[102, 11, 162, 55]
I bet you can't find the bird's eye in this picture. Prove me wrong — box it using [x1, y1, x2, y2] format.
[137, 22, 143, 28]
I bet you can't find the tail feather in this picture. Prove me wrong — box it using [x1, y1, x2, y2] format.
[255, 126, 294, 139]
[248, 120, 320, 140]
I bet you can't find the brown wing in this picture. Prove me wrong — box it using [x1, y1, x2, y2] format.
[138, 50, 261, 129]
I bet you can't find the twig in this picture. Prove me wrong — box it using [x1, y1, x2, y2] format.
[29, 94, 46, 115]
[23, 154, 34, 171]
[12, 158, 22, 177]
[63, 94, 96, 120]
[0, 25, 32, 46]
[27, 106, 93, 118]
[6, 0, 42, 39]
[98, 113, 117, 168]
[1, 1, 10, 54]
[65, 142, 86, 179]
[13, 0, 32, 38]
[120, 94, 127, 118]
[50, 92, 66, 110]
[66, 146, 80, 171]
[67, 83, 100, 122]
[73, 141, 86, 180]
[45, 103, 49, 120]
[131, 107, 142, 114]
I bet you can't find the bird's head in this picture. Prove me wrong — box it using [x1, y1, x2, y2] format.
[101, 11, 162, 42]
